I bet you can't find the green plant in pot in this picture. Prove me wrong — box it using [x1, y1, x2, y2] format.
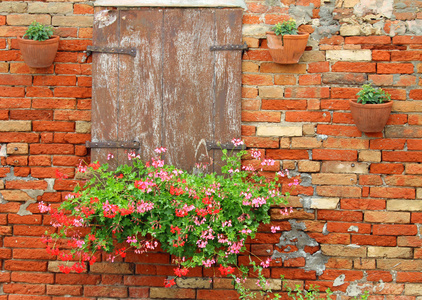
[17, 21, 60, 68]
[266, 18, 309, 64]
[349, 84, 393, 133]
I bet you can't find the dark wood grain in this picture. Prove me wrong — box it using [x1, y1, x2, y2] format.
[91, 7, 242, 173]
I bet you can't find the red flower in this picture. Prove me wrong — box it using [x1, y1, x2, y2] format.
[72, 262, 85, 273]
[175, 209, 188, 217]
[170, 186, 184, 196]
[88, 162, 100, 170]
[55, 169, 69, 180]
[59, 265, 72, 274]
[170, 225, 181, 235]
[174, 267, 189, 277]
[218, 264, 235, 276]
[164, 278, 176, 288]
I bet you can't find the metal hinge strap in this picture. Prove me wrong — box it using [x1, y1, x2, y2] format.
[210, 42, 248, 51]
[86, 141, 140, 149]
[82, 46, 137, 62]
[206, 141, 246, 151]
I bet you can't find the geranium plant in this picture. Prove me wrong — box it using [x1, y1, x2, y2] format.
[41, 139, 295, 298]
[272, 19, 298, 36]
[356, 83, 391, 104]
[23, 21, 54, 41]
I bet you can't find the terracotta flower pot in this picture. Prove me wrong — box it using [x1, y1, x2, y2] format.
[349, 99, 393, 133]
[266, 31, 309, 64]
[17, 35, 60, 68]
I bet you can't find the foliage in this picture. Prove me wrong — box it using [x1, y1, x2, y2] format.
[356, 84, 391, 104]
[353, 291, 369, 300]
[272, 19, 298, 36]
[23, 21, 54, 41]
[275, 278, 370, 300]
[41, 139, 296, 297]
[285, 284, 333, 300]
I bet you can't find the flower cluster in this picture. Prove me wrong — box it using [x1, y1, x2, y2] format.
[42, 139, 297, 297]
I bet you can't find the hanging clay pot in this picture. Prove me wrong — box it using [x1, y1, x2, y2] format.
[266, 31, 309, 64]
[17, 35, 60, 68]
[349, 99, 393, 133]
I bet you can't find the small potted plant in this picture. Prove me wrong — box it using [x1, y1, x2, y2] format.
[266, 18, 309, 64]
[349, 84, 393, 133]
[17, 21, 60, 68]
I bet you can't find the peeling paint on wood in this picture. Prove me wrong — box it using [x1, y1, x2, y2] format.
[94, 10, 117, 28]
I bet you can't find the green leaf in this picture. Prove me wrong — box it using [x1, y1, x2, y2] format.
[24, 21, 54, 41]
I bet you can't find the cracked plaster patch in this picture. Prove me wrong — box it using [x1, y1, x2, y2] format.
[272, 220, 329, 276]
[0, 145, 6, 157]
[0, 170, 57, 215]
[17, 200, 36, 216]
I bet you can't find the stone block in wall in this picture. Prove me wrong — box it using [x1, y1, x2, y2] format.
[364, 211, 410, 223]
[326, 50, 371, 61]
[258, 86, 284, 98]
[344, 0, 359, 8]
[298, 161, 320, 172]
[291, 137, 322, 149]
[404, 284, 422, 296]
[75, 121, 91, 134]
[6, 143, 28, 155]
[316, 185, 361, 197]
[358, 150, 381, 162]
[28, 2, 73, 14]
[340, 24, 361, 36]
[0, 2, 27, 13]
[0, 121, 31, 132]
[387, 200, 422, 211]
[150, 287, 196, 299]
[90, 262, 133, 274]
[242, 24, 270, 38]
[320, 244, 366, 257]
[257, 126, 302, 137]
[52, 16, 93, 28]
[367, 246, 412, 258]
[310, 197, 340, 209]
[175, 277, 211, 289]
[7, 14, 51, 26]
[417, 188, 422, 199]
[312, 173, 357, 185]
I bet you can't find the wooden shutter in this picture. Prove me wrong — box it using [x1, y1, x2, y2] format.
[91, 7, 242, 172]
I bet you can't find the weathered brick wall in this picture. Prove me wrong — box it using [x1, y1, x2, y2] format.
[1, 0, 422, 298]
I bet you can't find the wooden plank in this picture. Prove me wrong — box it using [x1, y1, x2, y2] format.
[95, 0, 247, 9]
[91, 8, 121, 168]
[117, 8, 164, 165]
[162, 9, 215, 172]
[213, 9, 243, 173]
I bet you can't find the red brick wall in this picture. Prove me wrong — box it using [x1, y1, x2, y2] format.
[1, 0, 422, 298]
